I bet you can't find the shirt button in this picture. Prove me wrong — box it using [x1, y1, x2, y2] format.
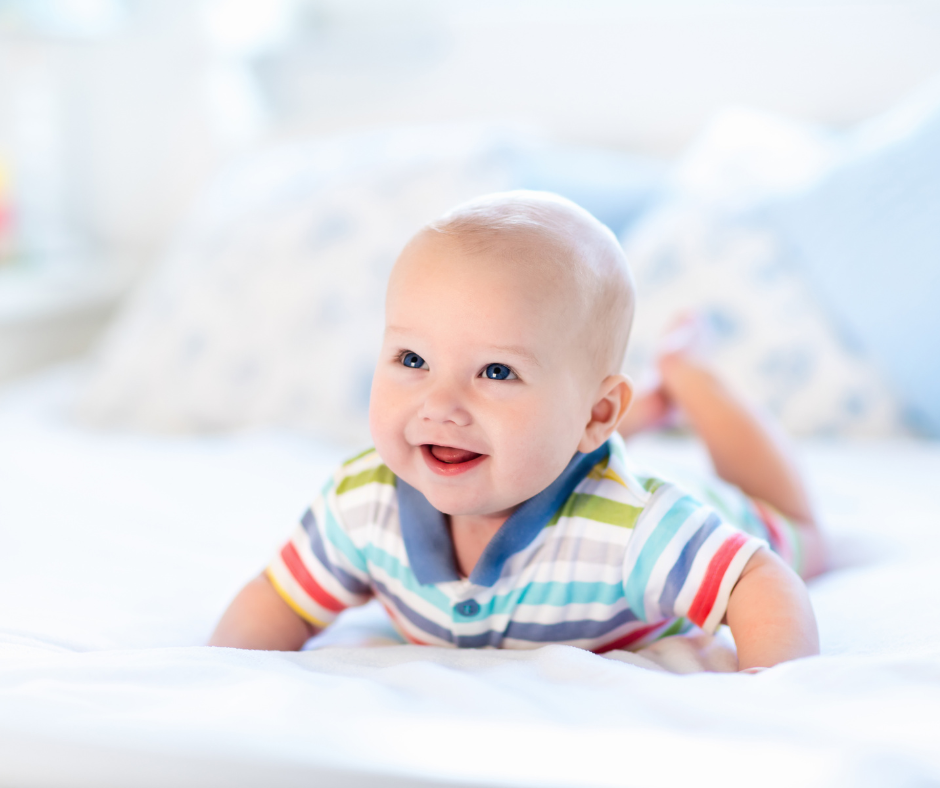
[455, 599, 480, 617]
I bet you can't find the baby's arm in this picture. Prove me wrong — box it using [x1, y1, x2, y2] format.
[209, 573, 317, 650]
[725, 547, 819, 670]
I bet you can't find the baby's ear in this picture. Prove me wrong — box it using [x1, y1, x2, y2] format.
[578, 374, 634, 453]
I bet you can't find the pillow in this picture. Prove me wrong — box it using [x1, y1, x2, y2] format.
[77, 125, 664, 444]
[622, 109, 906, 437]
[508, 143, 665, 235]
[763, 79, 940, 436]
[77, 126, 517, 445]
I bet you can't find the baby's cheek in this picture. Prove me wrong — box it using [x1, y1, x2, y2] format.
[497, 401, 574, 489]
[369, 378, 407, 460]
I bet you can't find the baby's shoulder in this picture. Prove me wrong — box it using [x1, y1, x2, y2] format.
[557, 437, 716, 536]
[334, 447, 394, 490]
[322, 448, 398, 524]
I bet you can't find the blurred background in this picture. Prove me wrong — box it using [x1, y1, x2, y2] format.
[1, 0, 939, 439]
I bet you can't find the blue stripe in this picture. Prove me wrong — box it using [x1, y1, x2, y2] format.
[504, 604, 639, 643]
[371, 578, 454, 644]
[455, 630, 504, 648]
[624, 493, 699, 619]
[449, 605, 640, 648]
[657, 512, 722, 617]
[300, 509, 371, 596]
[363, 543, 454, 614]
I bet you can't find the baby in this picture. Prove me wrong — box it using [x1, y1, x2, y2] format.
[210, 191, 825, 671]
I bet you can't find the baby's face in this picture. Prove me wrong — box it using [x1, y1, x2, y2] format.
[370, 231, 596, 518]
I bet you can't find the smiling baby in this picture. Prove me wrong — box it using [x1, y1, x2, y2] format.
[210, 191, 823, 671]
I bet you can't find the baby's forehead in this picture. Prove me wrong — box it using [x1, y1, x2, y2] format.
[390, 190, 634, 375]
[398, 228, 585, 315]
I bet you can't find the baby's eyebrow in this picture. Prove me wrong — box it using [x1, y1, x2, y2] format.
[385, 327, 540, 367]
[487, 344, 541, 366]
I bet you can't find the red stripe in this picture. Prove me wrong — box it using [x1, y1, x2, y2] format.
[281, 542, 345, 613]
[686, 532, 749, 627]
[753, 500, 783, 545]
[752, 500, 793, 565]
[593, 621, 666, 654]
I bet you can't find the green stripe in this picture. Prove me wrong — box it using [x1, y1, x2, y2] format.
[640, 476, 665, 494]
[336, 465, 397, 495]
[342, 447, 377, 467]
[548, 493, 643, 528]
[657, 616, 687, 639]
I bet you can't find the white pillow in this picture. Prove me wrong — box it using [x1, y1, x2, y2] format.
[77, 126, 515, 445]
[622, 109, 906, 437]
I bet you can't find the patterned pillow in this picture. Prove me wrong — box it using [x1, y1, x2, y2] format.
[621, 110, 906, 437]
[77, 127, 517, 445]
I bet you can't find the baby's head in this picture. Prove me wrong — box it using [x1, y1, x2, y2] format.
[369, 190, 635, 518]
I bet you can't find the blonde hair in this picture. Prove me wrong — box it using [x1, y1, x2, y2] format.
[426, 190, 635, 377]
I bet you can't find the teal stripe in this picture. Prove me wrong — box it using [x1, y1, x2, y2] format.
[322, 481, 369, 574]
[483, 580, 623, 618]
[625, 495, 699, 618]
[362, 543, 453, 613]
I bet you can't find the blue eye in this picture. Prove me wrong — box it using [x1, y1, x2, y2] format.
[401, 352, 426, 369]
[484, 363, 515, 380]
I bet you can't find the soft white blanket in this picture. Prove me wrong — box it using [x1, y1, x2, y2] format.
[2, 368, 939, 787]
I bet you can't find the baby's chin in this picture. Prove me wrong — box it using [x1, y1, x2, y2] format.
[419, 484, 519, 520]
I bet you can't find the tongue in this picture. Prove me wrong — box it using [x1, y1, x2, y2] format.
[430, 445, 482, 464]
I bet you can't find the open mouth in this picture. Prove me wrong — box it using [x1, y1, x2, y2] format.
[421, 444, 487, 476]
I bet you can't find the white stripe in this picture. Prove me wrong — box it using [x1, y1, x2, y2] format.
[340, 449, 385, 477]
[621, 483, 685, 581]
[671, 524, 739, 619]
[520, 560, 628, 587]
[311, 494, 373, 588]
[552, 516, 635, 545]
[367, 562, 455, 630]
[267, 553, 338, 627]
[377, 595, 453, 646]
[642, 505, 713, 623]
[287, 527, 367, 607]
[337, 479, 396, 511]
[571, 475, 647, 510]
[496, 599, 633, 626]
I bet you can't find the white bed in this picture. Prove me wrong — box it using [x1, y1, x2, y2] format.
[4, 84, 940, 787]
[2, 365, 940, 788]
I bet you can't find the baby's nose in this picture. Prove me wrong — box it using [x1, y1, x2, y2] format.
[420, 380, 472, 427]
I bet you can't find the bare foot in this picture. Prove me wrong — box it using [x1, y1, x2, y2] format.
[656, 313, 718, 403]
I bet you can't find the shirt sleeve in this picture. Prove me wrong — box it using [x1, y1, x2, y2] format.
[622, 481, 767, 634]
[266, 475, 373, 630]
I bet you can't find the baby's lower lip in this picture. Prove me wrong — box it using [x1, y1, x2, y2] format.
[421, 444, 488, 476]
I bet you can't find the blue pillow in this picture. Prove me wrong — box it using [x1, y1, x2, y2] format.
[763, 94, 940, 436]
[510, 145, 665, 236]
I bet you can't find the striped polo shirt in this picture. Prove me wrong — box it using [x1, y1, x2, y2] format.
[266, 433, 777, 652]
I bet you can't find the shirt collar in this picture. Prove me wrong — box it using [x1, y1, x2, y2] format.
[396, 440, 611, 587]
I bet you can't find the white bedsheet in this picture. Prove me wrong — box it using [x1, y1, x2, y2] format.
[2, 367, 940, 788]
